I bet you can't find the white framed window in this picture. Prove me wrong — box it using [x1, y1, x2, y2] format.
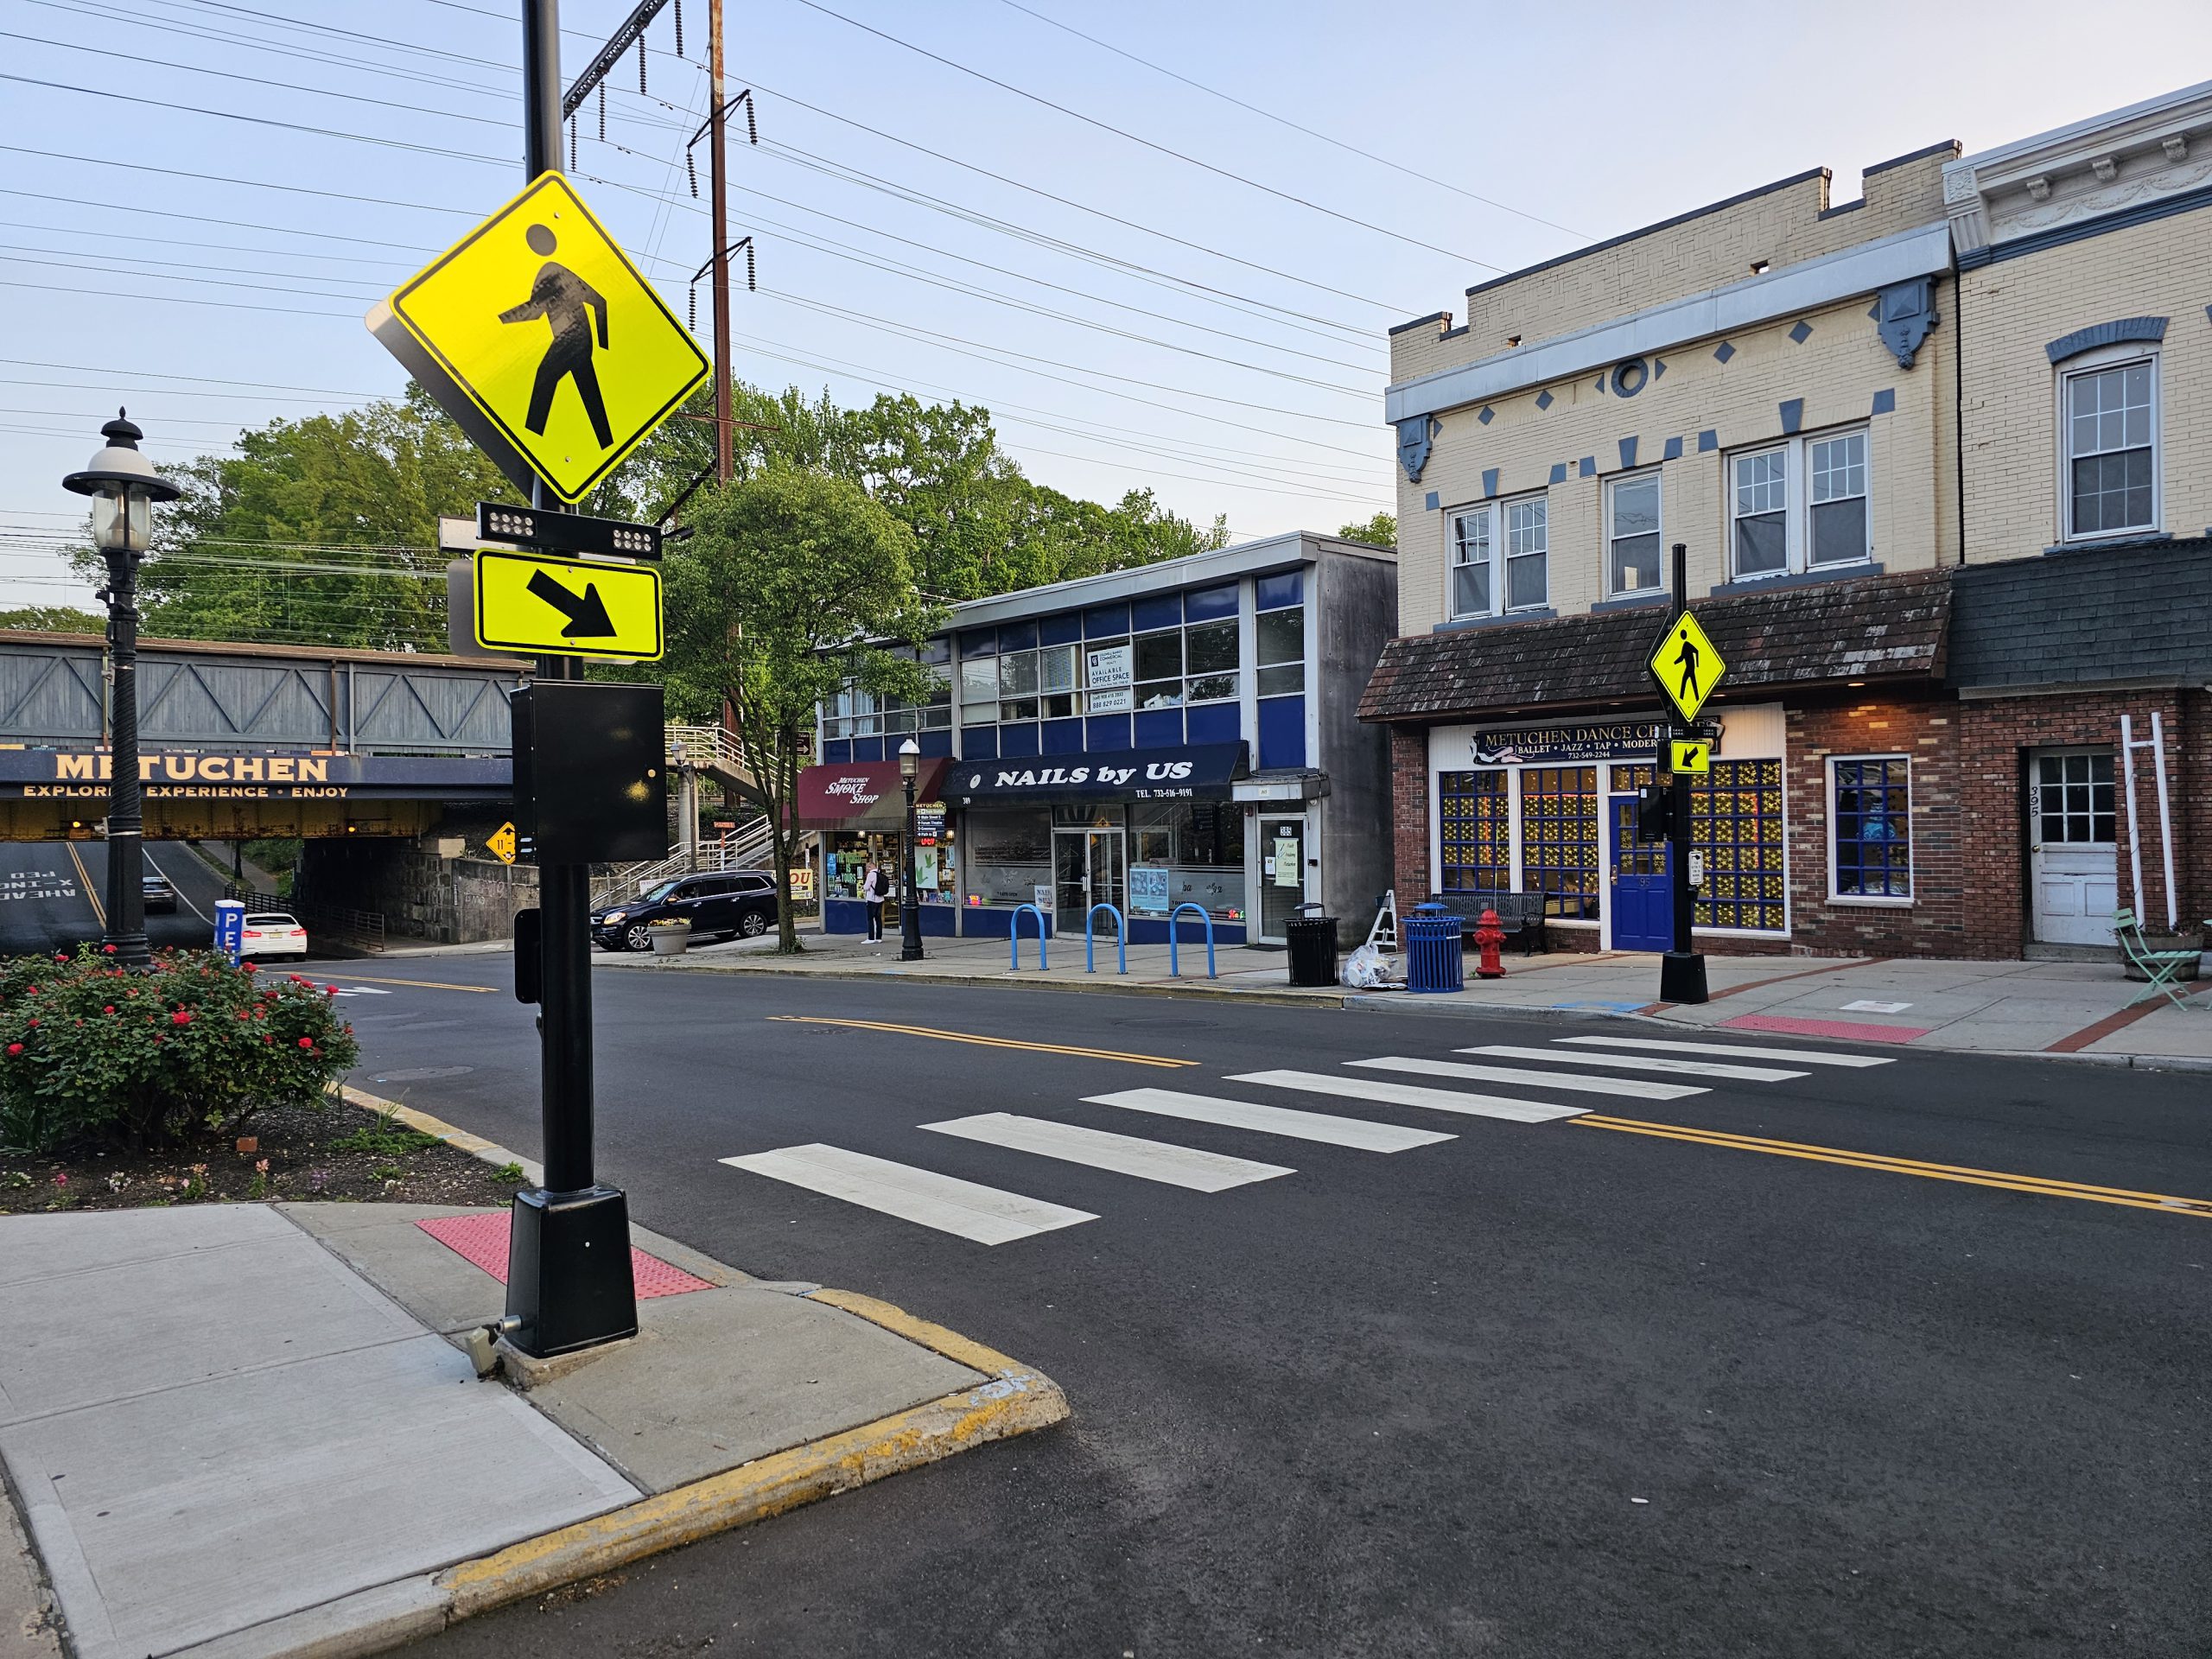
[1827, 754, 1912, 904]
[2061, 350, 2158, 542]
[1729, 427, 1872, 580]
[1606, 472, 1662, 596]
[1448, 497, 1548, 619]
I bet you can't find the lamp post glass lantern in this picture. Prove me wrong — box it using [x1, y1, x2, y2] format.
[62, 410, 181, 970]
[897, 736, 925, 961]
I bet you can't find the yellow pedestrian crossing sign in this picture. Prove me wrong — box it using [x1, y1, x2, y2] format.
[474, 549, 664, 660]
[1669, 739, 1711, 774]
[486, 822, 518, 864]
[377, 173, 708, 503]
[1648, 610, 1726, 722]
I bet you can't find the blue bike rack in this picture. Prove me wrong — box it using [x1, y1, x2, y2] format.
[1166, 902, 1217, 979]
[1009, 903, 1048, 970]
[1085, 902, 1128, 974]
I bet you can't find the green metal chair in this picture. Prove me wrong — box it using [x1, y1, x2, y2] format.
[2113, 909, 2203, 1012]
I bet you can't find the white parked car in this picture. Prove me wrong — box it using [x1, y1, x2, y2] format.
[241, 912, 309, 960]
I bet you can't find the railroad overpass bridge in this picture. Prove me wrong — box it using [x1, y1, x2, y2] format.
[0, 632, 524, 842]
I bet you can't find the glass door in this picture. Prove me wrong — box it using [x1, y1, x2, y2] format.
[1053, 830, 1126, 935]
[1087, 831, 1126, 935]
[1260, 816, 1306, 940]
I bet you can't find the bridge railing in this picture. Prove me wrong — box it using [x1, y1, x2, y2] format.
[222, 884, 386, 956]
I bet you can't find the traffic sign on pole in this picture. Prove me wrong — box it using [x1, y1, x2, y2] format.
[1647, 609, 1726, 723]
[1669, 739, 1712, 774]
[486, 822, 518, 864]
[372, 172, 709, 504]
[473, 548, 664, 659]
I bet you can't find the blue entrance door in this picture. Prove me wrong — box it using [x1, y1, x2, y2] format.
[1609, 794, 1674, 952]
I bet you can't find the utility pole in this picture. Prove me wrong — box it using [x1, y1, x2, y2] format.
[1658, 541, 1707, 1005]
[709, 0, 734, 483]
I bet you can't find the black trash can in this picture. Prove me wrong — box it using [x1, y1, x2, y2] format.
[1286, 908, 1339, 988]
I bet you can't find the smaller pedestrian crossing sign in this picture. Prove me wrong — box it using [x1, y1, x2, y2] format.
[1669, 739, 1711, 774]
[1648, 610, 1726, 723]
[376, 172, 709, 503]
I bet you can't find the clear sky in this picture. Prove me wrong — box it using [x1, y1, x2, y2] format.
[3, 0, 2209, 611]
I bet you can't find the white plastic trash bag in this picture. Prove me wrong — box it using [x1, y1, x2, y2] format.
[1341, 943, 1391, 988]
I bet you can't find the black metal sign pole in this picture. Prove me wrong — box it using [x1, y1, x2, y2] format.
[1659, 542, 1708, 1005]
[504, 0, 637, 1357]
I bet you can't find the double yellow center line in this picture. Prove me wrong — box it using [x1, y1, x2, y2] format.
[1574, 1115, 2212, 1219]
[766, 1014, 1194, 1069]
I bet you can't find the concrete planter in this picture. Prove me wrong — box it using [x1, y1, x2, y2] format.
[2123, 927, 2203, 981]
[648, 920, 692, 956]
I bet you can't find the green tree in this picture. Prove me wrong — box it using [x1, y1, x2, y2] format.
[0, 605, 104, 634]
[664, 467, 938, 950]
[70, 385, 524, 650]
[1337, 512, 1396, 547]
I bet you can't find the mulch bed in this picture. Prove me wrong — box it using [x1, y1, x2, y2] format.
[0, 1091, 522, 1214]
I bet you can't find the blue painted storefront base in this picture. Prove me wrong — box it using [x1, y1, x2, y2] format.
[1128, 915, 1246, 946]
[823, 898, 958, 936]
[960, 906, 1057, 940]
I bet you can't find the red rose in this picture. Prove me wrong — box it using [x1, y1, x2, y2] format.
[297, 1037, 315, 1050]
[171, 1011, 192, 1027]
[324, 985, 339, 995]
[103, 944, 116, 954]
[262, 1034, 273, 1044]
[25, 1019, 35, 1028]
[6, 1043, 21, 1056]
[102, 1005, 113, 1014]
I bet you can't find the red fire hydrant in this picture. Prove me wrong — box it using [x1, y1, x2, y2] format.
[1475, 907, 1506, 979]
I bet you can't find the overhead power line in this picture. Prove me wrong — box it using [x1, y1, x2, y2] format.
[995, 1, 1591, 241]
[781, 0, 1509, 271]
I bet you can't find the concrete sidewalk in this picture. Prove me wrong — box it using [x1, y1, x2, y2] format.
[601, 927, 2212, 1066]
[0, 1202, 1064, 1659]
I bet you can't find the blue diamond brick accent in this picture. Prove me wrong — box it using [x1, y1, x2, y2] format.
[1870, 388, 1896, 416]
[1779, 398, 1805, 435]
[1478, 405, 1494, 425]
[1713, 341, 1735, 364]
[1662, 435, 1684, 461]
[1789, 321, 1813, 344]
[1548, 462, 1567, 486]
[1618, 436, 1638, 470]
[1578, 456, 1597, 478]
[1424, 492, 1440, 512]
[1482, 468, 1500, 499]
[1698, 429, 1719, 453]
[1535, 389, 1554, 410]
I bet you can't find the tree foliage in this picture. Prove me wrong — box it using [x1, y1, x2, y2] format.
[1337, 512, 1396, 548]
[0, 606, 104, 635]
[662, 468, 939, 950]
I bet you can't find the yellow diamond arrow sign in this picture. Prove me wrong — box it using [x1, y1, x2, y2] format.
[474, 549, 663, 660]
[486, 822, 518, 865]
[373, 172, 708, 504]
[1648, 609, 1727, 723]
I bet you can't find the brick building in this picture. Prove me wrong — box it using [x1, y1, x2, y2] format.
[1360, 80, 2211, 959]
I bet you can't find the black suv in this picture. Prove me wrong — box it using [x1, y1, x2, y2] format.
[141, 874, 177, 914]
[591, 871, 778, 951]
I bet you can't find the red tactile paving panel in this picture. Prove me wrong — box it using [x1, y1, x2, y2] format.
[415, 1211, 714, 1298]
[1720, 1013, 1929, 1044]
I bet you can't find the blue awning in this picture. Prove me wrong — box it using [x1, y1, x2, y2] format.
[944, 742, 1246, 807]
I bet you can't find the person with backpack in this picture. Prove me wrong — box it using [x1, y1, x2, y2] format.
[861, 858, 888, 943]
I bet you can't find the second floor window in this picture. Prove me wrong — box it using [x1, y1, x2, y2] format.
[1730, 428, 1871, 580]
[1607, 473, 1662, 596]
[2063, 354, 2156, 540]
[1449, 496, 1548, 619]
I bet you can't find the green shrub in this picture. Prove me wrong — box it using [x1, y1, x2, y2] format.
[0, 946, 359, 1154]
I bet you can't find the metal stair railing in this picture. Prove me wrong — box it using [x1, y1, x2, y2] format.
[222, 883, 386, 955]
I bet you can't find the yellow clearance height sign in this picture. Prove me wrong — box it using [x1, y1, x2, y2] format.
[385, 173, 708, 503]
[474, 549, 663, 660]
[1647, 609, 1727, 723]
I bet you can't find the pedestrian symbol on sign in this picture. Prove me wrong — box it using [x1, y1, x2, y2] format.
[499, 225, 613, 450]
[1670, 626, 1701, 703]
[1646, 609, 1726, 722]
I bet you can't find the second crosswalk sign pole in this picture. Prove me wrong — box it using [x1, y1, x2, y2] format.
[1659, 542, 1708, 1005]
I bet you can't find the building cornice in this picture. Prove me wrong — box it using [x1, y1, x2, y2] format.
[1382, 222, 1951, 428]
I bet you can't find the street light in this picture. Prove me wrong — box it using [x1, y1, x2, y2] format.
[897, 735, 925, 963]
[63, 410, 180, 970]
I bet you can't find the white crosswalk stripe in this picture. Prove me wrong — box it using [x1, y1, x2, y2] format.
[1349, 1056, 1706, 1101]
[1087, 1088, 1455, 1152]
[922, 1112, 1294, 1191]
[1455, 1045, 1808, 1083]
[1556, 1034, 1896, 1068]
[1227, 1069, 1589, 1123]
[720, 1143, 1096, 1244]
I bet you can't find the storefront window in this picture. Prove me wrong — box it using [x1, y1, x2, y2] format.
[1039, 645, 1078, 719]
[1256, 608, 1304, 696]
[1833, 758, 1910, 899]
[1518, 766, 1598, 918]
[1694, 760, 1786, 930]
[1438, 771, 1510, 893]
[959, 655, 996, 723]
[1185, 620, 1238, 702]
[1127, 800, 1244, 916]
[1134, 630, 1183, 709]
[998, 650, 1039, 721]
[964, 809, 1052, 907]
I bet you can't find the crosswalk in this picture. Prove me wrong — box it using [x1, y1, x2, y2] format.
[721, 1032, 1896, 1245]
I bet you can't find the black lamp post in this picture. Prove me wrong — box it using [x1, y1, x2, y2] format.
[63, 411, 180, 971]
[897, 735, 925, 962]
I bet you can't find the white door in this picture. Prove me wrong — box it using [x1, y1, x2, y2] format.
[2029, 750, 2118, 945]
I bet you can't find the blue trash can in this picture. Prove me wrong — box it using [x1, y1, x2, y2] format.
[1403, 903, 1465, 994]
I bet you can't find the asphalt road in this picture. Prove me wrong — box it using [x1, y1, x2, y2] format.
[0, 836, 245, 957]
[330, 955, 2212, 1658]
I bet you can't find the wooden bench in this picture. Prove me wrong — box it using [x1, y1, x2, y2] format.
[1425, 891, 1549, 957]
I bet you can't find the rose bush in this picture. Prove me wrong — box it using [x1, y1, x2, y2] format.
[0, 947, 358, 1153]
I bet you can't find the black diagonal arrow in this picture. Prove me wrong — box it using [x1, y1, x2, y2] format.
[526, 568, 616, 638]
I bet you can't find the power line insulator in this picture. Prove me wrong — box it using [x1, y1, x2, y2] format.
[568, 118, 576, 170]
[638, 38, 647, 95]
[745, 242, 756, 292]
[597, 84, 606, 142]
[688, 286, 696, 332]
[674, 0, 684, 57]
[686, 147, 698, 198]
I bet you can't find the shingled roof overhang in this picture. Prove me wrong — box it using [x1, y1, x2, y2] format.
[1358, 567, 1951, 724]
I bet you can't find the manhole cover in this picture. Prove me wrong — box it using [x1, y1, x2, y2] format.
[370, 1065, 474, 1082]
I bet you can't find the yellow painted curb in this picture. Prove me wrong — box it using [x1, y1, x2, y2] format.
[435, 1292, 1066, 1619]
